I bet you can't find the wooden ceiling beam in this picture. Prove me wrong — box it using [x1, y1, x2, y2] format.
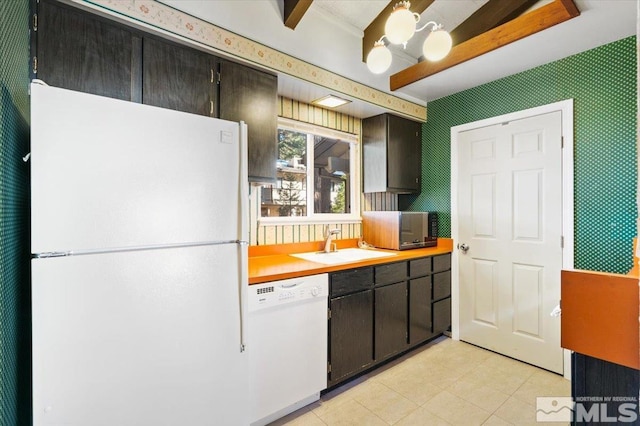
[390, 0, 580, 91]
[284, 0, 314, 30]
[449, 0, 540, 46]
[362, 0, 434, 62]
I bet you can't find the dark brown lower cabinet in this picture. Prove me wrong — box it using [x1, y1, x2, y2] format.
[571, 352, 640, 425]
[327, 254, 452, 389]
[433, 270, 451, 300]
[328, 290, 374, 387]
[433, 297, 451, 334]
[409, 276, 431, 345]
[374, 282, 408, 360]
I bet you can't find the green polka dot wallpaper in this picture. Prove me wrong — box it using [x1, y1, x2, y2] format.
[402, 36, 637, 274]
[0, 0, 31, 424]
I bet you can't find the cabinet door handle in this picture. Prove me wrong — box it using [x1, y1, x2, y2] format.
[210, 100, 214, 115]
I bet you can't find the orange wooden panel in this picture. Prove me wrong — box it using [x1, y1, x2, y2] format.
[390, 0, 580, 89]
[561, 269, 639, 370]
[362, 211, 401, 250]
[283, 0, 313, 30]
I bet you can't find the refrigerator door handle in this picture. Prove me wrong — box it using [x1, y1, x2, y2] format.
[239, 121, 249, 244]
[238, 121, 249, 353]
[238, 240, 248, 352]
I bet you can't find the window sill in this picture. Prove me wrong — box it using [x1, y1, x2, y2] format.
[258, 216, 361, 226]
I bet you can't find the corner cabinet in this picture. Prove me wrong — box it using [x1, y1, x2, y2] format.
[362, 113, 422, 193]
[219, 60, 278, 184]
[327, 253, 451, 388]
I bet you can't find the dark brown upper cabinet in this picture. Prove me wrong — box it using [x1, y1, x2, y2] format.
[36, 0, 141, 102]
[36, 1, 278, 184]
[142, 37, 217, 117]
[362, 113, 422, 193]
[219, 60, 278, 184]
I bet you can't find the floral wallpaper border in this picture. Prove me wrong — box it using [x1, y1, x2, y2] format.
[77, 0, 427, 122]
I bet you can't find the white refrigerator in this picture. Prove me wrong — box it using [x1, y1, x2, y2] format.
[30, 83, 250, 425]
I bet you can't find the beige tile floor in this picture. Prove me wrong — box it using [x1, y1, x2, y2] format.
[270, 337, 571, 425]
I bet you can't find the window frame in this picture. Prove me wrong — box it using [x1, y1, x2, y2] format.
[258, 117, 361, 225]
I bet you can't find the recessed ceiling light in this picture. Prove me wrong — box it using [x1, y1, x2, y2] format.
[311, 95, 351, 108]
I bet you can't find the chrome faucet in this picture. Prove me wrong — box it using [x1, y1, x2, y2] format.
[324, 227, 341, 253]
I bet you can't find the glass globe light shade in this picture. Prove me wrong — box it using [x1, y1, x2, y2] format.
[422, 28, 453, 61]
[366, 42, 392, 74]
[384, 4, 417, 45]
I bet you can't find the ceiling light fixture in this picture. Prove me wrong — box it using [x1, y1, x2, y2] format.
[366, 1, 453, 74]
[311, 95, 352, 108]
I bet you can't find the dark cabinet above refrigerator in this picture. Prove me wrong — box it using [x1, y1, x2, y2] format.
[35, 0, 278, 184]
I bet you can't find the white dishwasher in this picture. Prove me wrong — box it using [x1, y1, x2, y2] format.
[248, 273, 328, 426]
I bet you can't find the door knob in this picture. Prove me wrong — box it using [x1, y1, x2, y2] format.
[457, 243, 469, 253]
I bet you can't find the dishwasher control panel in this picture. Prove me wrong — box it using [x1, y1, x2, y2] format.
[248, 274, 328, 312]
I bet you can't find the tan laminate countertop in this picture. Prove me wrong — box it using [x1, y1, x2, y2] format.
[249, 238, 454, 284]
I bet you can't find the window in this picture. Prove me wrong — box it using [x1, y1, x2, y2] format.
[260, 118, 359, 221]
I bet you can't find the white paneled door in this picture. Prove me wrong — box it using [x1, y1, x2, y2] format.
[457, 111, 563, 373]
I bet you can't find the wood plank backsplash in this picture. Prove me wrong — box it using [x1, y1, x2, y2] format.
[278, 96, 361, 135]
[256, 223, 361, 245]
[362, 192, 398, 211]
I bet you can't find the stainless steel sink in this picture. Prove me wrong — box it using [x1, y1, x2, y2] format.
[290, 248, 397, 265]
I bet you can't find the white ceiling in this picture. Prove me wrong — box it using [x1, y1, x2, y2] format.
[161, 0, 637, 118]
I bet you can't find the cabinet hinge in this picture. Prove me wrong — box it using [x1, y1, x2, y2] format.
[32, 13, 37, 31]
[216, 71, 221, 85]
[32, 56, 37, 74]
[328, 308, 331, 320]
[560, 236, 564, 248]
[327, 362, 331, 373]
[561, 136, 564, 148]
